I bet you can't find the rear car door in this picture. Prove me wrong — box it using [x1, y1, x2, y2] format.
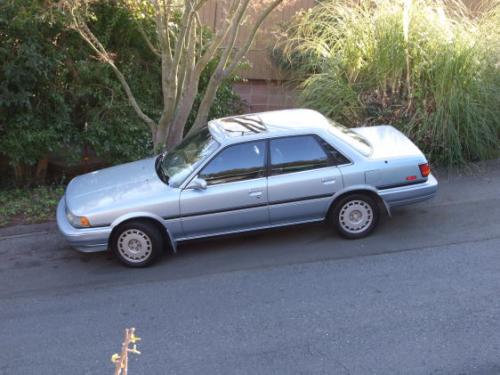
[268, 135, 346, 225]
[180, 140, 268, 238]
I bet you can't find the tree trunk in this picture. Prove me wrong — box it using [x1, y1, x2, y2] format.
[13, 162, 31, 187]
[153, 119, 169, 152]
[165, 116, 185, 150]
[166, 78, 201, 148]
[35, 157, 49, 183]
[190, 73, 223, 133]
[13, 163, 25, 186]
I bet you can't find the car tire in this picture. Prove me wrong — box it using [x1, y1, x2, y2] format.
[331, 194, 379, 239]
[111, 221, 164, 267]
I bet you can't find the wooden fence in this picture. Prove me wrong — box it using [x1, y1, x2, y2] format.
[199, 0, 315, 80]
[198, 0, 487, 81]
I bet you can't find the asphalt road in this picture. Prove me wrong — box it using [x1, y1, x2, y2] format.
[1, 161, 499, 375]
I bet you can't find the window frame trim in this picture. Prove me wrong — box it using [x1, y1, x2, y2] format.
[182, 133, 353, 189]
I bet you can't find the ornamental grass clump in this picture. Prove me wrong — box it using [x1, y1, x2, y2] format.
[275, 0, 500, 165]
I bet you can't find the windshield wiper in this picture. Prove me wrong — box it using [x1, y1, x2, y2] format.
[155, 153, 169, 185]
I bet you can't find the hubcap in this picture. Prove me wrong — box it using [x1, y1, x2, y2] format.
[339, 200, 373, 234]
[117, 229, 152, 263]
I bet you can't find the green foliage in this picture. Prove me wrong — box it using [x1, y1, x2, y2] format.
[275, 0, 500, 165]
[0, 0, 242, 177]
[0, 185, 65, 227]
[68, 1, 162, 163]
[0, 1, 73, 166]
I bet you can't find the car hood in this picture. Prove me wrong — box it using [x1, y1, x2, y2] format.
[65, 157, 173, 216]
[352, 125, 425, 160]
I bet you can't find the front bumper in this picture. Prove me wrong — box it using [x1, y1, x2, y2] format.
[378, 173, 438, 208]
[56, 198, 111, 252]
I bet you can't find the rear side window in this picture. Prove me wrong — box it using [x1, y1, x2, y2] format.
[270, 135, 329, 175]
[199, 141, 267, 185]
[316, 137, 351, 165]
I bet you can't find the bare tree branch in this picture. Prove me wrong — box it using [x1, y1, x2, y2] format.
[68, 4, 157, 133]
[165, 2, 244, 146]
[194, 0, 240, 75]
[225, 0, 283, 75]
[191, 0, 284, 132]
[176, 17, 197, 110]
[194, 10, 203, 59]
[135, 20, 161, 58]
[156, 0, 201, 126]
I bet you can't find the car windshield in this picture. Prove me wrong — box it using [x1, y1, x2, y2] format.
[156, 128, 219, 187]
[326, 119, 372, 156]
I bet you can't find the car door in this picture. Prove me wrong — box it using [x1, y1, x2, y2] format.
[179, 140, 269, 239]
[268, 135, 346, 225]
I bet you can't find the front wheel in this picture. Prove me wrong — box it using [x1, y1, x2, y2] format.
[331, 194, 379, 239]
[111, 221, 164, 267]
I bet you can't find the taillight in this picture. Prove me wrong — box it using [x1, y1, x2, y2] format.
[419, 163, 431, 177]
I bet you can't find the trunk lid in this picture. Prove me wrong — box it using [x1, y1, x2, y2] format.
[352, 125, 424, 160]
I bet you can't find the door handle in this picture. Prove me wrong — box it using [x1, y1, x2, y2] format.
[321, 177, 336, 185]
[249, 191, 263, 198]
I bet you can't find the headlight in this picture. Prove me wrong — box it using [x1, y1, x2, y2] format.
[66, 208, 91, 228]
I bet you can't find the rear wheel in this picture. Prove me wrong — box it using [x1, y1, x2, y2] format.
[331, 194, 379, 239]
[112, 221, 163, 267]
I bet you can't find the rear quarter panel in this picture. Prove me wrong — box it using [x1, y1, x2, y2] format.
[364, 157, 427, 189]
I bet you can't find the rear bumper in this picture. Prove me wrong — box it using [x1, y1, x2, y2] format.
[378, 173, 438, 208]
[56, 198, 111, 252]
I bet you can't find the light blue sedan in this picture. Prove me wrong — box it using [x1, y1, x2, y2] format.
[57, 109, 438, 266]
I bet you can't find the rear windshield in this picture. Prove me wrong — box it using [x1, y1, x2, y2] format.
[327, 119, 372, 156]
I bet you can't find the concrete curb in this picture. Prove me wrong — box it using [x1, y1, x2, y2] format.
[0, 222, 57, 240]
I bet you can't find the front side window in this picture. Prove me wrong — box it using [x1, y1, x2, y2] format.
[199, 141, 267, 185]
[270, 135, 329, 175]
[158, 128, 219, 187]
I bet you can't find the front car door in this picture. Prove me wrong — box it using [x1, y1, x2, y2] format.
[179, 140, 268, 239]
[268, 135, 347, 225]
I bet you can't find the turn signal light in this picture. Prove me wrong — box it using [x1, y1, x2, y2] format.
[419, 163, 431, 177]
[80, 216, 91, 227]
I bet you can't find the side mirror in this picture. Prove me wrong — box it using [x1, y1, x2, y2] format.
[187, 177, 207, 190]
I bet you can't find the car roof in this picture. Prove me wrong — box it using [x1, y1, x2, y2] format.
[208, 109, 331, 143]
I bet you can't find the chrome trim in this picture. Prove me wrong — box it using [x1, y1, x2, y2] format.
[377, 179, 427, 190]
[269, 193, 333, 206]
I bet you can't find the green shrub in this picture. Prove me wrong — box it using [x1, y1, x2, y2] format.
[0, 185, 65, 226]
[275, 0, 500, 165]
[0, 1, 74, 168]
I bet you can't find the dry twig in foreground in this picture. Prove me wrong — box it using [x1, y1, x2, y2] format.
[111, 327, 141, 375]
